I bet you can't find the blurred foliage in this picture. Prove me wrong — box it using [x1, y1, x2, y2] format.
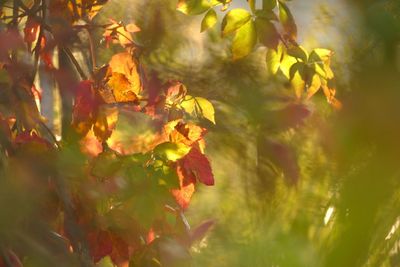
[1, 0, 400, 266]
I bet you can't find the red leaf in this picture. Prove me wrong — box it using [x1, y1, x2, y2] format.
[190, 219, 215, 245]
[24, 16, 40, 50]
[72, 80, 99, 136]
[181, 148, 214, 186]
[171, 163, 196, 209]
[87, 230, 113, 263]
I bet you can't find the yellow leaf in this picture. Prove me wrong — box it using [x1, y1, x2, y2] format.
[194, 97, 216, 124]
[232, 20, 256, 60]
[291, 71, 305, 99]
[221, 8, 252, 37]
[201, 9, 218, 32]
[181, 95, 216, 124]
[154, 142, 191, 161]
[106, 73, 137, 103]
[108, 52, 141, 94]
[307, 74, 321, 99]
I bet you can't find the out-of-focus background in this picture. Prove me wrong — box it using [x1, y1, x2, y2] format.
[2, 0, 399, 266]
[85, 0, 400, 266]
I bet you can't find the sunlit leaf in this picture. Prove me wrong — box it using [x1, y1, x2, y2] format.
[307, 74, 321, 99]
[23, 16, 40, 51]
[291, 70, 306, 98]
[287, 45, 308, 62]
[106, 73, 138, 103]
[181, 96, 216, 124]
[232, 20, 257, 60]
[266, 44, 284, 74]
[154, 142, 191, 162]
[278, 0, 297, 39]
[177, 0, 211, 15]
[201, 9, 218, 32]
[181, 148, 214, 185]
[93, 106, 119, 142]
[221, 8, 252, 37]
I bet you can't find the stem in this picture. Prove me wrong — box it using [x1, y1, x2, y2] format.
[61, 47, 88, 80]
[86, 27, 97, 73]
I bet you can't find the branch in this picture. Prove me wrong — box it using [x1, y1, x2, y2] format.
[61, 46, 88, 80]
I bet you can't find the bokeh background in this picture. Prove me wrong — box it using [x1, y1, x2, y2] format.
[90, 0, 400, 266]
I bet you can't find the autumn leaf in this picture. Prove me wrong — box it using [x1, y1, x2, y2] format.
[177, 0, 211, 15]
[106, 73, 138, 103]
[72, 80, 98, 136]
[93, 106, 119, 142]
[181, 148, 214, 186]
[307, 74, 321, 99]
[181, 95, 216, 124]
[108, 52, 141, 93]
[221, 9, 252, 37]
[255, 17, 279, 49]
[201, 9, 218, 32]
[23, 16, 40, 51]
[189, 219, 215, 245]
[232, 19, 257, 60]
[171, 163, 196, 209]
[278, 0, 297, 39]
[154, 142, 191, 162]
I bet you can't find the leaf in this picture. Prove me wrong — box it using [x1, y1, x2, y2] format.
[247, 0, 256, 13]
[221, 8, 252, 37]
[194, 97, 216, 124]
[154, 142, 191, 162]
[107, 52, 141, 95]
[93, 106, 119, 142]
[287, 45, 308, 62]
[108, 52, 139, 81]
[278, 0, 297, 39]
[181, 96, 216, 124]
[106, 73, 138, 103]
[181, 148, 214, 185]
[91, 149, 122, 178]
[125, 23, 141, 33]
[290, 68, 306, 98]
[307, 74, 321, 99]
[177, 0, 211, 15]
[232, 20, 257, 60]
[171, 164, 196, 209]
[190, 220, 215, 244]
[201, 9, 218, 32]
[72, 80, 98, 136]
[255, 17, 279, 49]
[266, 44, 284, 74]
[23, 16, 40, 51]
[263, 0, 277, 10]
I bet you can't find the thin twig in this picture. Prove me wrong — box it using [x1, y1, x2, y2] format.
[61, 47, 88, 80]
[86, 27, 97, 73]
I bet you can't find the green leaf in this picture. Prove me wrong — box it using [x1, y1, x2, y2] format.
[221, 8, 252, 37]
[154, 142, 191, 162]
[232, 20, 257, 60]
[263, 0, 277, 10]
[177, 0, 211, 15]
[255, 9, 278, 21]
[287, 45, 308, 62]
[255, 17, 279, 49]
[201, 9, 218, 32]
[278, 1, 297, 39]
